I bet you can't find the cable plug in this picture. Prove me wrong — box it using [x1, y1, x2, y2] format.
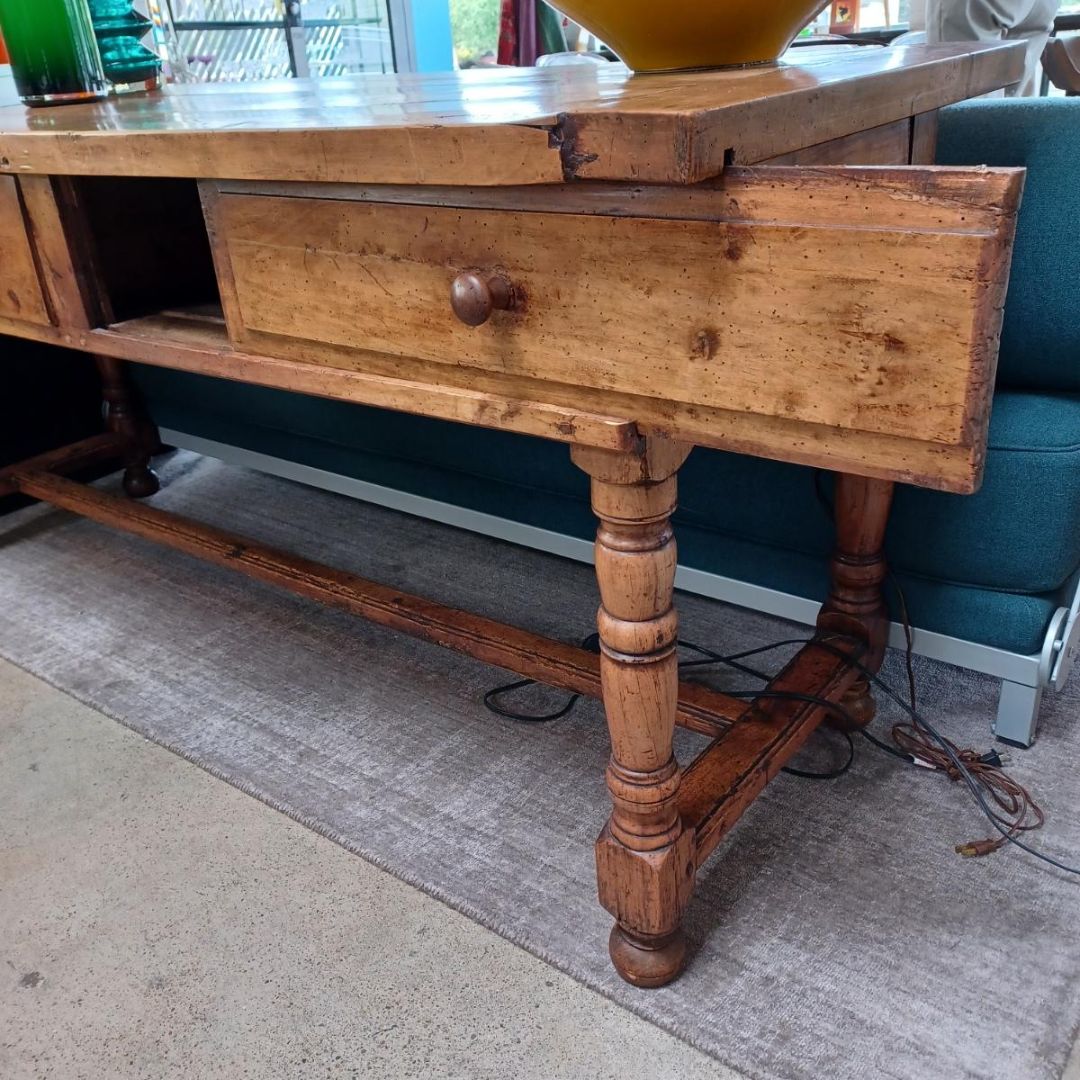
[978, 749, 1011, 768]
[955, 838, 1003, 858]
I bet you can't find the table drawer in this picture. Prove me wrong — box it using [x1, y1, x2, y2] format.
[205, 169, 1020, 449]
[0, 176, 49, 326]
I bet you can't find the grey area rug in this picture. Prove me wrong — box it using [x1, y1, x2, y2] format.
[1, 451, 1079, 1080]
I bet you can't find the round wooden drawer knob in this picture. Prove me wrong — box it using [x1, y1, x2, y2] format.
[450, 271, 515, 327]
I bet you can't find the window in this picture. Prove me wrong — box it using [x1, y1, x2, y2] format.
[163, 0, 394, 82]
[449, 0, 500, 68]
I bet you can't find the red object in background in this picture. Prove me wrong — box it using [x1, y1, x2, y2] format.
[0, 29, 8, 65]
[498, 0, 540, 66]
[830, 0, 860, 33]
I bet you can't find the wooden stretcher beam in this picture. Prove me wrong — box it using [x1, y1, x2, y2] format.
[6, 458, 745, 739]
[0, 432, 124, 499]
[680, 642, 861, 866]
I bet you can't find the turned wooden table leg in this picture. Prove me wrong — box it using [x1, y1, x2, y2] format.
[817, 474, 896, 728]
[95, 356, 160, 499]
[572, 438, 695, 989]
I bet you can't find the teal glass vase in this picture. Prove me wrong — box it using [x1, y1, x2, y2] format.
[86, 0, 163, 93]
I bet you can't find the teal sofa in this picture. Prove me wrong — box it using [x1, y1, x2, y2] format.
[131, 97, 1080, 746]
[1, 337, 104, 514]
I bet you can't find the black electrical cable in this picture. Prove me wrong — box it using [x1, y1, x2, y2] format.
[482, 634, 859, 780]
[482, 633, 601, 723]
[781, 729, 855, 780]
[676, 640, 859, 780]
[482, 679, 584, 723]
[673, 639, 774, 681]
[484, 627, 1079, 875]
[692, 627, 1078, 873]
[859, 725, 917, 764]
[728, 634, 1080, 878]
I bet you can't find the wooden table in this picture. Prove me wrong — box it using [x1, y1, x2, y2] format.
[0, 44, 1026, 987]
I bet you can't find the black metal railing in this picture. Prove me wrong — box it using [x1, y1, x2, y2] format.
[169, 1, 391, 80]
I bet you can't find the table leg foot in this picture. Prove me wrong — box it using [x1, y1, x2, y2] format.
[837, 676, 877, 729]
[121, 463, 160, 499]
[96, 355, 160, 500]
[609, 924, 686, 989]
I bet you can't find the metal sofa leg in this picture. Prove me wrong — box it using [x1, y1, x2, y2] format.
[993, 680, 1044, 748]
[994, 596, 1079, 749]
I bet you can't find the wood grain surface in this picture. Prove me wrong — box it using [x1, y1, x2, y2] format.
[679, 642, 859, 864]
[208, 164, 1022, 462]
[0, 175, 49, 325]
[0, 44, 1024, 185]
[0, 269, 1015, 494]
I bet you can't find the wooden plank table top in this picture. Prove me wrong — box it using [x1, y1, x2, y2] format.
[0, 42, 1024, 184]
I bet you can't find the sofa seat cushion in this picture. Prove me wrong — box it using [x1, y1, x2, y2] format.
[675, 527, 1059, 657]
[888, 390, 1080, 594]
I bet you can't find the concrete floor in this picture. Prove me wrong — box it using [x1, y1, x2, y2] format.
[2, 653, 1079, 1080]
[0, 657, 732, 1080]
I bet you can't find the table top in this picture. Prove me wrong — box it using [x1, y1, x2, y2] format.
[0, 42, 1024, 185]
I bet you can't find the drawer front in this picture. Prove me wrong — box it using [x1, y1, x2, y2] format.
[0, 176, 49, 325]
[208, 169, 1019, 449]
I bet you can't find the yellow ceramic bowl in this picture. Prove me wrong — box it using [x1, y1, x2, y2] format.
[559, 0, 832, 71]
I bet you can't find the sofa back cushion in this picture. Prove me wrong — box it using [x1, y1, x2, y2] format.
[937, 98, 1080, 392]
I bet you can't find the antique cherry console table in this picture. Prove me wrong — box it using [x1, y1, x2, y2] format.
[0, 43, 1026, 987]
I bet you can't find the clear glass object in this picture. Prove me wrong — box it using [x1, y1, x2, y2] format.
[0, 0, 108, 106]
[144, 0, 191, 82]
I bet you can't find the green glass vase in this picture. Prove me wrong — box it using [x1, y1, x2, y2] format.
[0, 0, 108, 106]
[86, 0, 162, 93]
